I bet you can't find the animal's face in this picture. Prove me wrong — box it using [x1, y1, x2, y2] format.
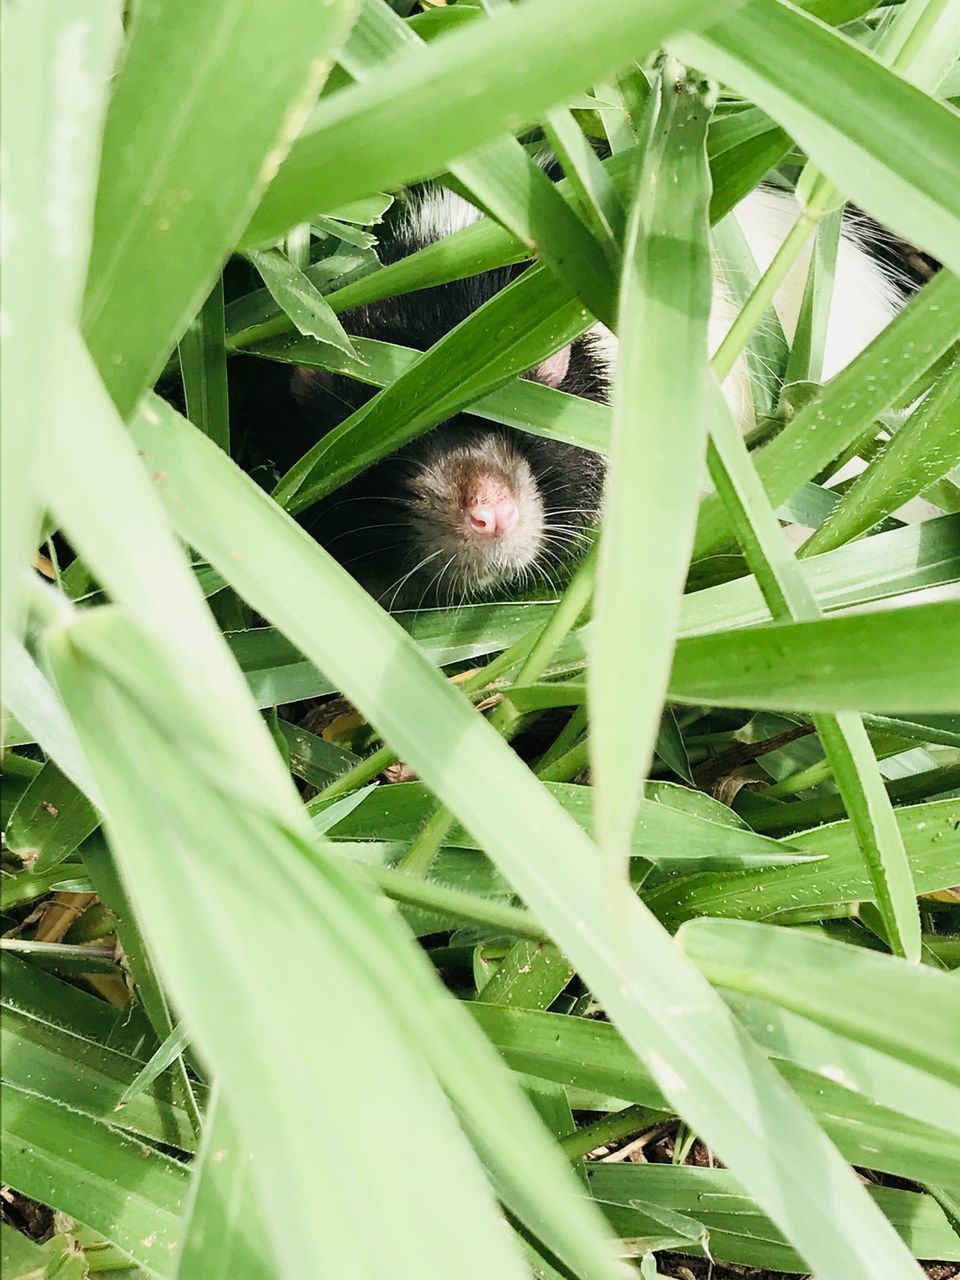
[282, 199, 609, 607]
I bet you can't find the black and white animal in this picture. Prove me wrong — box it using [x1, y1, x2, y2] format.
[241, 183, 922, 608]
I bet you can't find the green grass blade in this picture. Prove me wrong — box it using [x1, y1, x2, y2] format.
[678, 920, 960, 1085]
[694, 268, 960, 559]
[645, 798, 959, 928]
[0, 0, 120, 640]
[703, 380, 922, 958]
[5, 760, 99, 874]
[82, 0, 360, 416]
[590, 76, 714, 882]
[803, 352, 960, 554]
[243, 0, 743, 246]
[1, 1082, 187, 1277]
[173, 1088, 275, 1280]
[42, 341, 627, 1280]
[177, 277, 230, 452]
[246, 247, 359, 357]
[673, 0, 960, 272]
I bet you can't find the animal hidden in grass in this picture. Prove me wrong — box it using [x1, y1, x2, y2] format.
[230, 180, 933, 611]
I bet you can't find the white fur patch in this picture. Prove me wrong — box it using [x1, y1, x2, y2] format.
[405, 186, 484, 244]
[587, 186, 902, 437]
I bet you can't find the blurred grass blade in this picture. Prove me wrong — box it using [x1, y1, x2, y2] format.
[177, 277, 230, 452]
[133, 399, 927, 1280]
[244, 0, 743, 246]
[40, 339, 573, 1280]
[246, 247, 359, 357]
[174, 1087, 275, 1280]
[82, 0, 360, 416]
[587, 1166, 960, 1274]
[0, 0, 120, 640]
[672, 0, 960, 272]
[46, 608, 535, 1280]
[803, 352, 960, 555]
[591, 75, 713, 885]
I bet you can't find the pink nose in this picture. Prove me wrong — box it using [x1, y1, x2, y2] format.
[466, 495, 520, 537]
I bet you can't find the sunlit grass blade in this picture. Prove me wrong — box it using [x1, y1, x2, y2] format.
[42, 340, 628, 1280]
[243, 0, 743, 246]
[133, 397, 928, 1280]
[677, 920, 960, 1087]
[0, 0, 119, 640]
[82, 0, 360, 416]
[704, 379, 922, 958]
[645, 798, 959, 929]
[590, 73, 714, 889]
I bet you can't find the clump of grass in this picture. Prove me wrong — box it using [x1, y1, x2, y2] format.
[2, 2, 959, 1278]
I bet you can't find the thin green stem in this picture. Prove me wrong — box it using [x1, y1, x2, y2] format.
[558, 1105, 669, 1161]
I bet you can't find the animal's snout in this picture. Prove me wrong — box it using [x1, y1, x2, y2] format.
[463, 476, 520, 537]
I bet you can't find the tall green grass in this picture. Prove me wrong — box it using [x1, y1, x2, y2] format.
[2, 1, 959, 1277]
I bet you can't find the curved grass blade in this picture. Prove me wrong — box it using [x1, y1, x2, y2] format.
[645, 798, 960, 929]
[42, 339, 629, 1280]
[677, 920, 960, 1088]
[1, 1082, 188, 1277]
[173, 1088, 275, 1280]
[246, 247, 358, 357]
[0, 0, 120, 640]
[590, 74, 714, 888]
[243, 0, 743, 246]
[702, 373, 925, 955]
[82, 0, 360, 416]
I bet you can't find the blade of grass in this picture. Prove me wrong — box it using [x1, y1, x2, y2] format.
[245, 247, 359, 357]
[672, 0, 960, 273]
[703, 378, 921, 957]
[177, 277, 230, 452]
[82, 0, 360, 416]
[694, 268, 960, 559]
[0, 0, 120, 639]
[243, 0, 743, 246]
[803, 352, 960, 555]
[590, 71, 714, 900]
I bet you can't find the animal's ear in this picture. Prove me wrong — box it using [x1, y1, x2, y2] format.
[526, 344, 571, 389]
